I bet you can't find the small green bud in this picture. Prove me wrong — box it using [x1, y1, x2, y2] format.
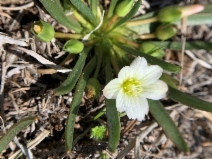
[115, 0, 134, 17]
[158, 6, 182, 23]
[85, 78, 101, 101]
[158, 4, 204, 23]
[31, 20, 55, 42]
[63, 39, 84, 54]
[155, 24, 177, 40]
[90, 125, 106, 141]
[139, 42, 165, 58]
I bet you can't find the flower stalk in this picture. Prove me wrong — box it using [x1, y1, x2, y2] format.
[126, 16, 158, 27]
[54, 32, 84, 39]
[139, 33, 156, 39]
[116, 37, 139, 48]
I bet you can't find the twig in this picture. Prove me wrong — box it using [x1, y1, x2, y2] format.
[0, 2, 34, 11]
[122, 119, 138, 135]
[116, 122, 158, 159]
[179, 17, 187, 88]
[13, 136, 32, 159]
[185, 50, 212, 69]
[0, 49, 6, 121]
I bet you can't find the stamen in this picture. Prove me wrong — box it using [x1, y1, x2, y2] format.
[122, 78, 143, 96]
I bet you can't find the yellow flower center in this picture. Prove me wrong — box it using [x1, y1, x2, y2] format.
[122, 78, 143, 96]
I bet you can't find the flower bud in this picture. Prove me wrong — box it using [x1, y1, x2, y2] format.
[155, 24, 177, 40]
[115, 0, 134, 17]
[158, 4, 204, 23]
[85, 78, 101, 101]
[139, 42, 165, 58]
[31, 20, 55, 42]
[157, 6, 182, 23]
[63, 39, 84, 54]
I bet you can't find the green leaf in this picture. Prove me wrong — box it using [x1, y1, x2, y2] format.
[0, 116, 37, 153]
[148, 100, 189, 153]
[113, 0, 141, 29]
[91, 0, 98, 18]
[175, 13, 212, 26]
[69, 0, 97, 25]
[39, 0, 82, 33]
[131, 11, 156, 21]
[120, 46, 181, 73]
[65, 56, 97, 152]
[202, 4, 212, 13]
[160, 73, 178, 89]
[128, 5, 212, 35]
[168, 86, 212, 112]
[54, 46, 92, 96]
[105, 57, 120, 153]
[152, 41, 212, 51]
[107, 0, 118, 19]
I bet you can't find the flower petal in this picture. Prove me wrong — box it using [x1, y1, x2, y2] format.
[103, 78, 121, 99]
[118, 66, 132, 81]
[116, 90, 127, 112]
[142, 80, 168, 100]
[140, 65, 163, 86]
[130, 57, 148, 77]
[116, 91, 149, 121]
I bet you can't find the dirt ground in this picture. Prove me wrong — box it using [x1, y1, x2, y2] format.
[0, 0, 212, 158]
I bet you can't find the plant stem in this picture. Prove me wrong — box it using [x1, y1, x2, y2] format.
[139, 33, 156, 39]
[110, 49, 120, 74]
[105, 14, 118, 32]
[84, 39, 98, 46]
[126, 16, 158, 27]
[60, 54, 76, 66]
[93, 48, 103, 78]
[116, 37, 139, 48]
[54, 32, 84, 39]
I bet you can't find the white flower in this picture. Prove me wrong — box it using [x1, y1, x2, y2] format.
[103, 56, 168, 121]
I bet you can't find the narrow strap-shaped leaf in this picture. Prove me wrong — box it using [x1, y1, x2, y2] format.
[113, 0, 141, 29]
[0, 116, 37, 153]
[91, 0, 98, 18]
[175, 13, 212, 26]
[202, 4, 212, 13]
[69, 0, 97, 25]
[120, 45, 181, 73]
[54, 46, 92, 96]
[131, 11, 156, 21]
[152, 41, 212, 51]
[168, 86, 212, 112]
[65, 56, 96, 152]
[39, 0, 82, 33]
[105, 57, 120, 152]
[160, 73, 178, 89]
[148, 100, 189, 153]
[107, 0, 118, 19]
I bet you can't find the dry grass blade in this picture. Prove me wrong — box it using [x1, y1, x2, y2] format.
[185, 50, 212, 69]
[116, 122, 158, 159]
[0, 33, 28, 46]
[9, 130, 50, 159]
[0, 2, 34, 11]
[122, 119, 138, 135]
[14, 46, 71, 73]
